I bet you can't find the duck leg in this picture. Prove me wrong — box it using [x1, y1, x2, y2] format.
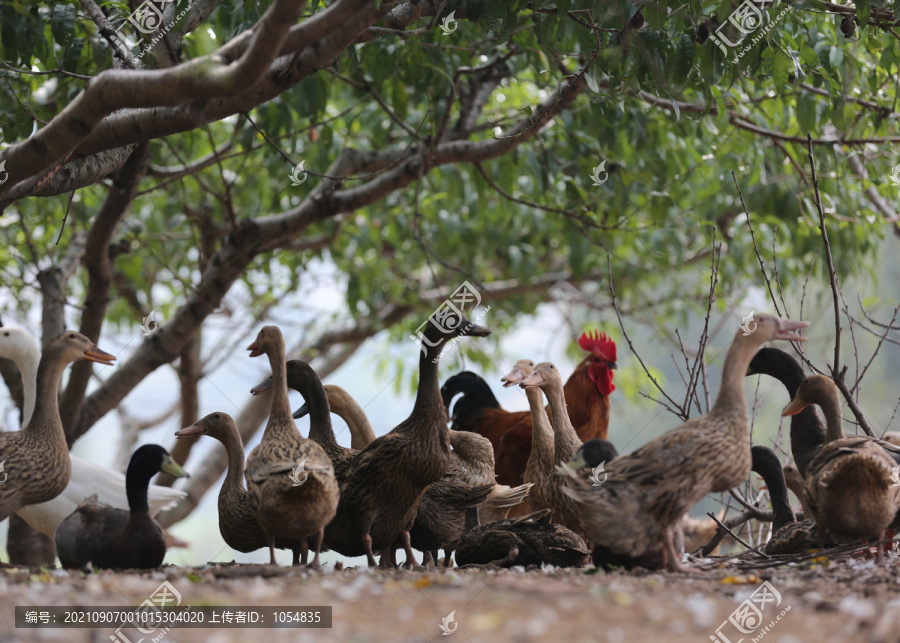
[363, 534, 378, 568]
[884, 528, 895, 555]
[422, 550, 435, 569]
[309, 529, 324, 569]
[266, 533, 277, 566]
[443, 550, 453, 568]
[378, 546, 394, 568]
[663, 528, 696, 573]
[400, 531, 425, 570]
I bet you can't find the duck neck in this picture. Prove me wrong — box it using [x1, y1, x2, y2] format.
[543, 381, 579, 452]
[815, 386, 845, 442]
[409, 337, 450, 429]
[710, 340, 755, 430]
[295, 365, 338, 450]
[15, 343, 40, 426]
[221, 428, 248, 491]
[331, 397, 376, 449]
[27, 347, 69, 441]
[263, 343, 295, 438]
[751, 448, 795, 531]
[525, 387, 553, 455]
[125, 466, 153, 514]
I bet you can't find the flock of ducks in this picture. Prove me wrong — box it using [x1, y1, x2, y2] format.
[1, 311, 899, 572]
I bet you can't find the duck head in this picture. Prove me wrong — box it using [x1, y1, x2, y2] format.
[175, 412, 235, 441]
[500, 359, 535, 388]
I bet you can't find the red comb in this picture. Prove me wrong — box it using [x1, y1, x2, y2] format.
[578, 330, 617, 362]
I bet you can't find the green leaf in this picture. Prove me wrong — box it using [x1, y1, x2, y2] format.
[799, 46, 818, 68]
[773, 51, 789, 87]
[61, 37, 84, 72]
[866, 29, 884, 54]
[796, 92, 816, 134]
[391, 81, 408, 121]
[51, 4, 76, 48]
[828, 46, 843, 69]
[856, 0, 871, 26]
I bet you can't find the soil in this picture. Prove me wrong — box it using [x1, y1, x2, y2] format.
[2, 556, 899, 643]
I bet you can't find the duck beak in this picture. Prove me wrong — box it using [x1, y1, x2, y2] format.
[247, 340, 263, 357]
[519, 371, 544, 388]
[250, 375, 273, 395]
[566, 452, 588, 470]
[293, 403, 310, 419]
[83, 345, 116, 366]
[465, 323, 491, 338]
[782, 398, 809, 417]
[160, 454, 189, 479]
[774, 319, 810, 341]
[501, 367, 525, 388]
[175, 421, 205, 438]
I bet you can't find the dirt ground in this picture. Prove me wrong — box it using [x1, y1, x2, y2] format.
[2, 555, 900, 643]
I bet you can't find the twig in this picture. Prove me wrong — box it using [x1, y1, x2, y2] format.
[607, 252, 686, 418]
[806, 134, 842, 379]
[706, 512, 772, 559]
[55, 191, 77, 245]
[851, 300, 900, 395]
[732, 172, 781, 315]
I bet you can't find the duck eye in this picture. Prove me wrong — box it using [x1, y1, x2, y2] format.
[69, 333, 76, 339]
[214, 413, 220, 419]
[2, 332, 7, 336]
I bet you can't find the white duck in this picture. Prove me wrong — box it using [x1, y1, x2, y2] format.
[0, 326, 185, 539]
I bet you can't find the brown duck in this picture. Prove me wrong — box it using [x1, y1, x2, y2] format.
[244, 326, 339, 567]
[783, 374, 900, 559]
[175, 412, 309, 564]
[455, 508, 589, 568]
[320, 315, 490, 566]
[0, 331, 115, 522]
[558, 314, 809, 571]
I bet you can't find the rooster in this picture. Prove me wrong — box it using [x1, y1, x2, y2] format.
[441, 331, 617, 490]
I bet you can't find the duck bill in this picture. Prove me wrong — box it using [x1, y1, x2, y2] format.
[774, 319, 810, 341]
[250, 376, 273, 395]
[83, 346, 117, 366]
[160, 455, 189, 479]
[247, 341, 263, 357]
[465, 323, 491, 338]
[519, 372, 544, 388]
[501, 367, 525, 388]
[781, 398, 810, 417]
[175, 422, 205, 438]
[293, 403, 310, 419]
[566, 452, 588, 470]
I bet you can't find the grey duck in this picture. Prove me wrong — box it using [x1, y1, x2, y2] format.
[0, 331, 115, 522]
[175, 412, 308, 564]
[244, 326, 339, 567]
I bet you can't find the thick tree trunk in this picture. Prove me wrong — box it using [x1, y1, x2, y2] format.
[7, 515, 55, 566]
